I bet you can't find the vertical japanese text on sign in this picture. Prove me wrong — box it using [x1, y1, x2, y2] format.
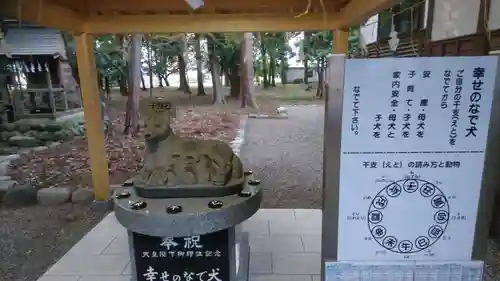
[466, 67, 486, 138]
[351, 86, 361, 135]
[449, 69, 464, 146]
[402, 70, 416, 138]
[388, 71, 401, 139]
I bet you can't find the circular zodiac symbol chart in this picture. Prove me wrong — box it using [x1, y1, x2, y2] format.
[367, 179, 450, 254]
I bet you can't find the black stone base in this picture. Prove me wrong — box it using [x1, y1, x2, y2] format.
[128, 226, 250, 281]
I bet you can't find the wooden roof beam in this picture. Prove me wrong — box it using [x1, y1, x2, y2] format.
[337, 0, 401, 27]
[83, 13, 341, 34]
[0, 0, 85, 33]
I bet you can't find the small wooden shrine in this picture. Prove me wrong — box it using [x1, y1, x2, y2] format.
[0, 20, 81, 122]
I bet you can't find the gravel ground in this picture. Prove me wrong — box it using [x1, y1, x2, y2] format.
[0, 204, 110, 281]
[241, 104, 324, 208]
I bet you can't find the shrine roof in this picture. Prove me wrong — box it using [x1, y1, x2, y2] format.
[1, 26, 67, 58]
[0, 0, 397, 34]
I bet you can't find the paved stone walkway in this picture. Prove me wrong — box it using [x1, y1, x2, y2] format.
[37, 209, 322, 281]
[241, 105, 324, 208]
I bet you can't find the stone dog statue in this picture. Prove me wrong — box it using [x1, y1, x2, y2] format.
[136, 97, 243, 187]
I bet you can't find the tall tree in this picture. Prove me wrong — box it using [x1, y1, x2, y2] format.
[240, 33, 258, 108]
[177, 34, 191, 96]
[302, 31, 333, 98]
[146, 34, 154, 96]
[123, 34, 142, 136]
[194, 34, 206, 96]
[303, 31, 312, 90]
[149, 35, 180, 88]
[115, 35, 129, 96]
[259, 33, 269, 88]
[207, 35, 225, 104]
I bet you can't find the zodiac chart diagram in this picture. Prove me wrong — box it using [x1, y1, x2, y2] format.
[367, 179, 450, 254]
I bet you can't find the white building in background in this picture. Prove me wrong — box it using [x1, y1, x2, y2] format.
[358, 0, 499, 57]
[285, 67, 319, 83]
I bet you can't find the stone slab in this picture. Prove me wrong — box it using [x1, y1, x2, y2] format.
[249, 235, 304, 252]
[272, 253, 321, 275]
[301, 235, 322, 252]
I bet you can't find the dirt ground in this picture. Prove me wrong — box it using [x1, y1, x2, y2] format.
[241, 104, 324, 208]
[0, 204, 110, 281]
[0, 85, 320, 281]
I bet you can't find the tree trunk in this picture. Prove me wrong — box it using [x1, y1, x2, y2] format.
[303, 31, 312, 86]
[177, 55, 192, 95]
[280, 52, 288, 85]
[61, 32, 80, 85]
[240, 33, 258, 108]
[220, 65, 224, 85]
[229, 68, 240, 98]
[147, 36, 153, 96]
[177, 35, 192, 97]
[260, 34, 269, 88]
[304, 58, 310, 85]
[316, 57, 326, 98]
[116, 34, 129, 95]
[158, 75, 164, 87]
[229, 48, 241, 99]
[207, 36, 225, 104]
[165, 75, 170, 87]
[124, 34, 142, 136]
[194, 34, 206, 96]
[104, 76, 111, 99]
[270, 58, 276, 87]
[97, 73, 104, 91]
[118, 78, 128, 96]
[140, 73, 146, 91]
[0, 56, 10, 123]
[223, 68, 231, 87]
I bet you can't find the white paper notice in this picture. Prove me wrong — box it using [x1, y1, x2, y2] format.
[325, 261, 483, 281]
[337, 56, 499, 261]
[184, 0, 204, 9]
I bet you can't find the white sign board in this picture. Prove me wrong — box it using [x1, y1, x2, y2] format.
[325, 260, 484, 281]
[337, 56, 499, 261]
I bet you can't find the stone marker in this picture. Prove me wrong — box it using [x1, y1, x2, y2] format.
[37, 187, 72, 206]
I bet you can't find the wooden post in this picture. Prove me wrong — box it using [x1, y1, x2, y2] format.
[333, 29, 349, 54]
[45, 65, 57, 117]
[74, 33, 110, 201]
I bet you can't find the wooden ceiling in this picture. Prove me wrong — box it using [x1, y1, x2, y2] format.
[0, 0, 398, 34]
[49, 0, 351, 16]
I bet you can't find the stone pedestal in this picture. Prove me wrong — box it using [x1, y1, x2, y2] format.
[113, 172, 261, 281]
